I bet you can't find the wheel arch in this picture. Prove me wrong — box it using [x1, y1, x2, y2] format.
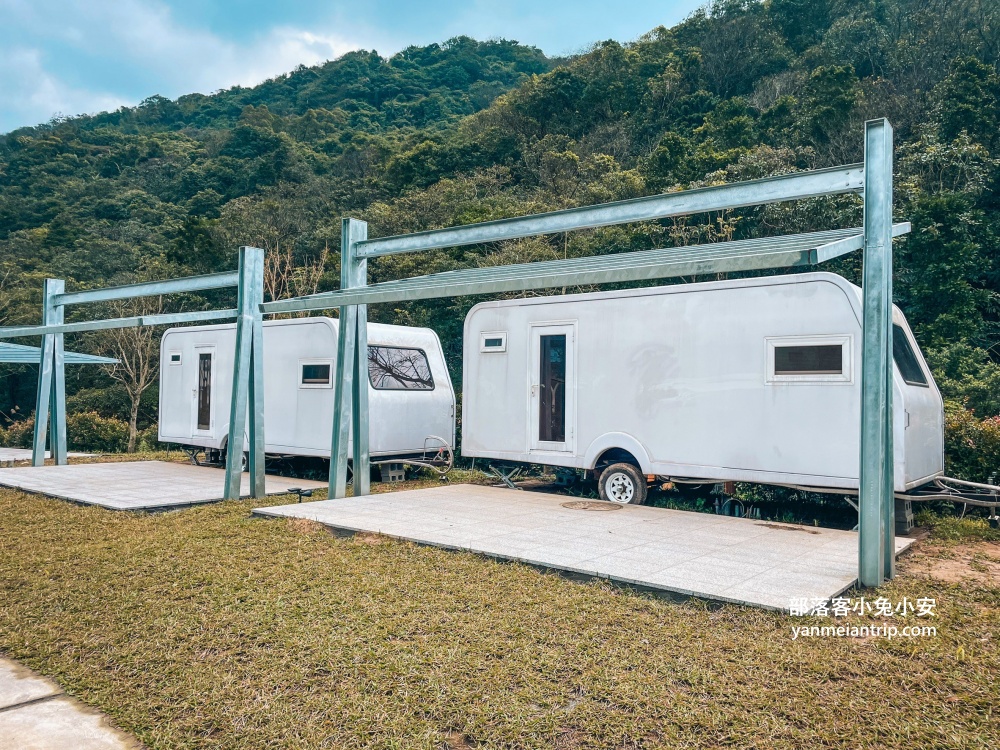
[583, 433, 652, 474]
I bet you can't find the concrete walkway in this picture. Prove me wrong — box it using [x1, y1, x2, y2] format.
[0, 460, 327, 511]
[0, 657, 140, 749]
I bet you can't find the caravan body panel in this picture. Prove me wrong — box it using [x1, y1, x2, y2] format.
[159, 317, 455, 458]
[462, 272, 944, 492]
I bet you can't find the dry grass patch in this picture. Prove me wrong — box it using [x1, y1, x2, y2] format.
[900, 540, 1000, 587]
[0, 486, 998, 749]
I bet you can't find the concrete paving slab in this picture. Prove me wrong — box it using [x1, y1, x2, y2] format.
[0, 696, 138, 750]
[0, 658, 139, 750]
[0, 460, 326, 511]
[0, 659, 60, 711]
[254, 484, 916, 611]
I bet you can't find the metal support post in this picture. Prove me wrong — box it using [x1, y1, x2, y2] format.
[858, 118, 896, 586]
[329, 218, 370, 498]
[350, 221, 370, 498]
[31, 279, 66, 466]
[224, 246, 265, 501]
[329, 303, 357, 499]
[247, 272, 265, 499]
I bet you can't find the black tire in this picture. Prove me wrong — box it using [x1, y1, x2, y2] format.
[223, 447, 249, 472]
[598, 462, 647, 505]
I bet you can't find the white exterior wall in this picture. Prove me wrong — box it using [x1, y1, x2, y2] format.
[462, 272, 944, 492]
[158, 317, 455, 458]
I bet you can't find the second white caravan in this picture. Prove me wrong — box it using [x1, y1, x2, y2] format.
[159, 317, 455, 466]
[461, 272, 944, 504]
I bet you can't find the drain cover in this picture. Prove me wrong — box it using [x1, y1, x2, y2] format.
[561, 500, 622, 511]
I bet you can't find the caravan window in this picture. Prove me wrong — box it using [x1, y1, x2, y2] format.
[766, 335, 852, 384]
[300, 361, 332, 388]
[480, 331, 507, 352]
[893, 324, 929, 386]
[368, 346, 434, 391]
[774, 345, 843, 375]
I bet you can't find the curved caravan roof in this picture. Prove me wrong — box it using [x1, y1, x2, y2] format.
[463, 271, 911, 331]
[163, 316, 445, 351]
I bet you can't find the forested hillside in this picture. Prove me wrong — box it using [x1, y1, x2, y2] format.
[2, 0, 1000, 477]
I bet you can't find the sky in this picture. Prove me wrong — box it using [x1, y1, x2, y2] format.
[0, 0, 705, 133]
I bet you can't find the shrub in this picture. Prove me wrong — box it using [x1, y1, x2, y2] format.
[0, 413, 130, 453]
[943, 400, 1000, 483]
[136, 424, 167, 452]
[0, 419, 35, 448]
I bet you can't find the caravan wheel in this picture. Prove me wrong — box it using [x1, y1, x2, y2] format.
[599, 463, 647, 505]
[223, 447, 249, 472]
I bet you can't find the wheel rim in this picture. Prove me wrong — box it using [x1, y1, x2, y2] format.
[606, 472, 635, 503]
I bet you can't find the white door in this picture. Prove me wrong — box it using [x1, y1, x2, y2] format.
[193, 345, 215, 436]
[529, 323, 575, 453]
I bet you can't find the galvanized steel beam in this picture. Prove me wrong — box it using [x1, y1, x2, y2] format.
[329, 218, 370, 498]
[350, 222, 371, 498]
[53, 271, 239, 307]
[224, 247, 265, 501]
[0, 309, 239, 339]
[264, 227, 905, 313]
[0, 342, 117, 365]
[31, 279, 66, 466]
[858, 118, 896, 587]
[247, 266, 266, 500]
[812, 222, 909, 264]
[356, 164, 865, 258]
[330, 305, 357, 499]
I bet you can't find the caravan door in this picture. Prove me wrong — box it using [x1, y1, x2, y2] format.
[193, 345, 215, 436]
[529, 323, 576, 453]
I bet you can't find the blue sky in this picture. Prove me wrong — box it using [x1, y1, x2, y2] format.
[0, 0, 704, 133]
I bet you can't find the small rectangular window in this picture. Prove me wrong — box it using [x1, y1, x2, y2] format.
[368, 346, 434, 390]
[480, 331, 507, 352]
[766, 335, 852, 384]
[774, 345, 843, 375]
[893, 324, 928, 387]
[300, 362, 332, 387]
[168, 351, 182, 365]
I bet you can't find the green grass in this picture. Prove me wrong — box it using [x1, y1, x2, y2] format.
[1, 484, 998, 749]
[914, 510, 1000, 542]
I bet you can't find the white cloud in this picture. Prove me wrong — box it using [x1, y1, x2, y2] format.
[229, 27, 368, 89]
[0, 0, 387, 130]
[0, 46, 128, 129]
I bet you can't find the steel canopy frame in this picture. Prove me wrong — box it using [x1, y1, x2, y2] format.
[0, 342, 118, 365]
[266, 118, 899, 589]
[264, 225, 910, 313]
[353, 163, 866, 257]
[0, 247, 265, 502]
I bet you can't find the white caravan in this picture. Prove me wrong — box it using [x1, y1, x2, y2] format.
[158, 317, 455, 466]
[461, 272, 944, 504]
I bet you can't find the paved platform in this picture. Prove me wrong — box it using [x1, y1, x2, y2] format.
[0, 657, 139, 750]
[254, 484, 915, 611]
[0, 460, 326, 511]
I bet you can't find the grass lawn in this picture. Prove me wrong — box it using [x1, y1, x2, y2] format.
[0, 472, 998, 749]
